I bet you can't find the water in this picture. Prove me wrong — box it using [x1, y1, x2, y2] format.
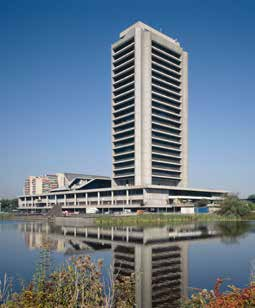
[0, 220, 255, 307]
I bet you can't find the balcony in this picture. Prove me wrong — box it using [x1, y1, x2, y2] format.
[113, 59, 134, 76]
[151, 47, 181, 71]
[152, 68, 181, 87]
[151, 41, 181, 63]
[113, 50, 135, 67]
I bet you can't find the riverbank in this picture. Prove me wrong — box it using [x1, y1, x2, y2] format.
[0, 213, 48, 222]
[2, 211, 255, 227]
[95, 213, 244, 227]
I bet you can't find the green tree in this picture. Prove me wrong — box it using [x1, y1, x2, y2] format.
[0, 199, 18, 212]
[248, 194, 255, 201]
[218, 195, 251, 217]
[195, 199, 208, 207]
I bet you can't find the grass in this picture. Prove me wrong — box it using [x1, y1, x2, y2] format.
[95, 213, 243, 227]
[0, 213, 13, 220]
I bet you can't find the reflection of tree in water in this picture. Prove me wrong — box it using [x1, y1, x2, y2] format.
[217, 221, 251, 244]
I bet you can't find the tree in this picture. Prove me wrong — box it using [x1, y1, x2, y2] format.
[0, 198, 18, 212]
[218, 195, 251, 217]
[248, 194, 255, 201]
[195, 199, 208, 207]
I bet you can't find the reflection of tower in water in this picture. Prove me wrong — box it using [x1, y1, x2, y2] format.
[113, 238, 188, 308]
[19, 222, 220, 307]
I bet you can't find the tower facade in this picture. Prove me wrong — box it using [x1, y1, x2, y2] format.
[112, 22, 188, 187]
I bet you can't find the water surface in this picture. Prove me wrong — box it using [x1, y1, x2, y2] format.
[0, 220, 254, 307]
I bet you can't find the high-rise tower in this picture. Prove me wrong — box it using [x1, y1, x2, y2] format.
[112, 22, 188, 187]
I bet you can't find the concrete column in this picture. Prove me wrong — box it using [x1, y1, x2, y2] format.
[126, 190, 129, 205]
[85, 193, 88, 205]
[134, 27, 142, 185]
[54, 195, 57, 205]
[141, 30, 152, 185]
[97, 192, 100, 205]
[111, 191, 114, 205]
[64, 195, 66, 207]
[74, 194, 77, 206]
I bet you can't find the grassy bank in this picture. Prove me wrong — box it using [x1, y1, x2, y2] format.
[95, 213, 243, 227]
[0, 213, 48, 222]
[0, 213, 13, 220]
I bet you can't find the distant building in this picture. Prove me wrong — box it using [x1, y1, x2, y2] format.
[24, 176, 51, 195]
[23, 173, 105, 195]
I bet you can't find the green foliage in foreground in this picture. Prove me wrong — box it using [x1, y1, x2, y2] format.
[182, 278, 255, 307]
[95, 213, 240, 227]
[1, 255, 135, 308]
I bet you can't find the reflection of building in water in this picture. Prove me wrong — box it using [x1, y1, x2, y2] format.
[113, 242, 188, 308]
[18, 222, 220, 307]
[48, 223, 219, 308]
[110, 227, 190, 307]
[19, 223, 66, 252]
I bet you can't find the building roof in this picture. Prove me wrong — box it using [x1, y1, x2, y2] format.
[120, 21, 180, 46]
[63, 173, 110, 182]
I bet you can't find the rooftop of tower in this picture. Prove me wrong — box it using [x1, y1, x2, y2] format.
[119, 21, 180, 47]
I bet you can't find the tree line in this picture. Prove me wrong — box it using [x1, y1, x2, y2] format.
[0, 198, 18, 212]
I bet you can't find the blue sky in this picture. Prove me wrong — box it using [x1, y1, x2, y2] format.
[1, 0, 255, 197]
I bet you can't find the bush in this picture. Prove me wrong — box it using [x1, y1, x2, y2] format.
[1, 256, 135, 308]
[218, 195, 251, 217]
[248, 194, 255, 201]
[195, 199, 208, 207]
[182, 278, 255, 307]
[0, 199, 18, 213]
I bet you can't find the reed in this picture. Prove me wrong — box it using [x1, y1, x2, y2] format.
[95, 213, 241, 227]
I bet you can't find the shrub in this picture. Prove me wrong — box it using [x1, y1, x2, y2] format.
[182, 278, 255, 307]
[1, 256, 135, 308]
[248, 194, 255, 201]
[218, 195, 251, 217]
[195, 199, 208, 207]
